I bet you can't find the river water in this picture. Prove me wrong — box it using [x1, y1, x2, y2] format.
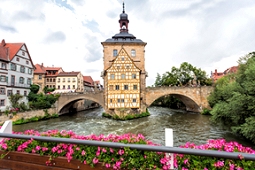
[13, 107, 254, 148]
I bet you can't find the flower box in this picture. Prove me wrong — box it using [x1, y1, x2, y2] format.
[0, 151, 107, 170]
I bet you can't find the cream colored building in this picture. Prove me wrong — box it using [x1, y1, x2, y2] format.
[56, 72, 84, 93]
[101, 3, 147, 114]
[33, 64, 63, 93]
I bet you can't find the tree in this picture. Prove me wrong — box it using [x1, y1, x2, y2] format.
[209, 52, 255, 143]
[154, 62, 212, 87]
[30, 84, 40, 94]
[28, 84, 60, 110]
[8, 94, 23, 109]
[155, 73, 162, 86]
[43, 86, 55, 94]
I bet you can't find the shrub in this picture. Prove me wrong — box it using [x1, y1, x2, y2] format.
[201, 108, 211, 115]
[0, 130, 171, 169]
[176, 139, 255, 169]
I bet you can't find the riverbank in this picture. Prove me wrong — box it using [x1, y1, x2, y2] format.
[0, 108, 58, 125]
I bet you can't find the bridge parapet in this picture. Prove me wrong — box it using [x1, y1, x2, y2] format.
[145, 86, 214, 112]
[56, 91, 105, 113]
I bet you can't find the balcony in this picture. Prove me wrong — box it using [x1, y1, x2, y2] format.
[7, 82, 30, 88]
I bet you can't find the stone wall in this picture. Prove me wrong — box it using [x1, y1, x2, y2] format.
[0, 108, 57, 125]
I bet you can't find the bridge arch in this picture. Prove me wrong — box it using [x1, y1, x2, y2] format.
[56, 92, 105, 114]
[145, 86, 214, 112]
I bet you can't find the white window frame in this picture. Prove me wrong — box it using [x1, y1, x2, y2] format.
[0, 87, 5, 95]
[113, 49, 118, 57]
[131, 49, 136, 57]
[19, 77, 24, 84]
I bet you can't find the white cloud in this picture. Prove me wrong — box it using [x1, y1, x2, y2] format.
[0, 0, 255, 85]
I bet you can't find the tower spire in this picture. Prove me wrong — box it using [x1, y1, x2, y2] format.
[122, 1, 125, 13]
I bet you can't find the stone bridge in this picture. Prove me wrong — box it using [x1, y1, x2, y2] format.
[56, 91, 104, 114]
[56, 86, 214, 114]
[145, 86, 214, 112]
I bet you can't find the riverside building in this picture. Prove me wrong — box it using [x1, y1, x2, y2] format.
[101, 3, 147, 115]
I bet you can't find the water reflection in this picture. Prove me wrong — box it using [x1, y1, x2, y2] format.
[13, 107, 254, 148]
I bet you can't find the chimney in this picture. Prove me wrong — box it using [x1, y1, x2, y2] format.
[1, 39, 6, 46]
[215, 69, 217, 75]
[41, 63, 43, 67]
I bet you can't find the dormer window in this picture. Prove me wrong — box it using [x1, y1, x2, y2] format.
[131, 49, 136, 57]
[113, 49, 118, 57]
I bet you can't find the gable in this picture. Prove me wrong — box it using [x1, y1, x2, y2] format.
[107, 48, 140, 73]
[5, 43, 35, 68]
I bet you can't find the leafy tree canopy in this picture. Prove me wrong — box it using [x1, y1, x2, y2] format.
[28, 84, 59, 110]
[208, 52, 255, 143]
[154, 62, 212, 86]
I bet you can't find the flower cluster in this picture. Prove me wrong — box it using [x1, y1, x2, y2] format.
[1, 129, 254, 169]
[176, 139, 255, 169]
[0, 129, 171, 169]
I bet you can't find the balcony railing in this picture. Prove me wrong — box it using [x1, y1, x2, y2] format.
[7, 82, 30, 88]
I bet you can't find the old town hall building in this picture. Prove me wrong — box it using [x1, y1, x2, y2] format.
[101, 3, 147, 115]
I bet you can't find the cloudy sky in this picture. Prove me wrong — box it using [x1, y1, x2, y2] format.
[1, 0, 255, 86]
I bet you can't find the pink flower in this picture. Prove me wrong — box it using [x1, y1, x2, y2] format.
[83, 160, 87, 164]
[105, 163, 111, 168]
[81, 150, 86, 156]
[35, 145, 41, 151]
[93, 158, 98, 164]
[118, 149, 124, 155]
[102, 148, 107, 153]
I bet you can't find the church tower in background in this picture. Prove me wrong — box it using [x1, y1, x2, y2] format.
[101, 2, 147, 116]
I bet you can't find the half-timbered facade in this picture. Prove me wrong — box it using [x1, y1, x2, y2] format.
[106, 49, 140, 109]
[101, 3, 147, 114]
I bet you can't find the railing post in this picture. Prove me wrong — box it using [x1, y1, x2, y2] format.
[0, 120, 12, 142]
[165, 128, 174, 170]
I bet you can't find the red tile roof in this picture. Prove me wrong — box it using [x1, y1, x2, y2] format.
[94, 80, 100, 85]
[211, 66, 238, 81]
[0, 46, 9, 61]
[34, 64, 46, 74]
[44, 67, 62, 71]
[0, 39, 35, 67]
[224, 66, 238, 74]
[58, 71, 80, 76]
[83, 76, 94, 85]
